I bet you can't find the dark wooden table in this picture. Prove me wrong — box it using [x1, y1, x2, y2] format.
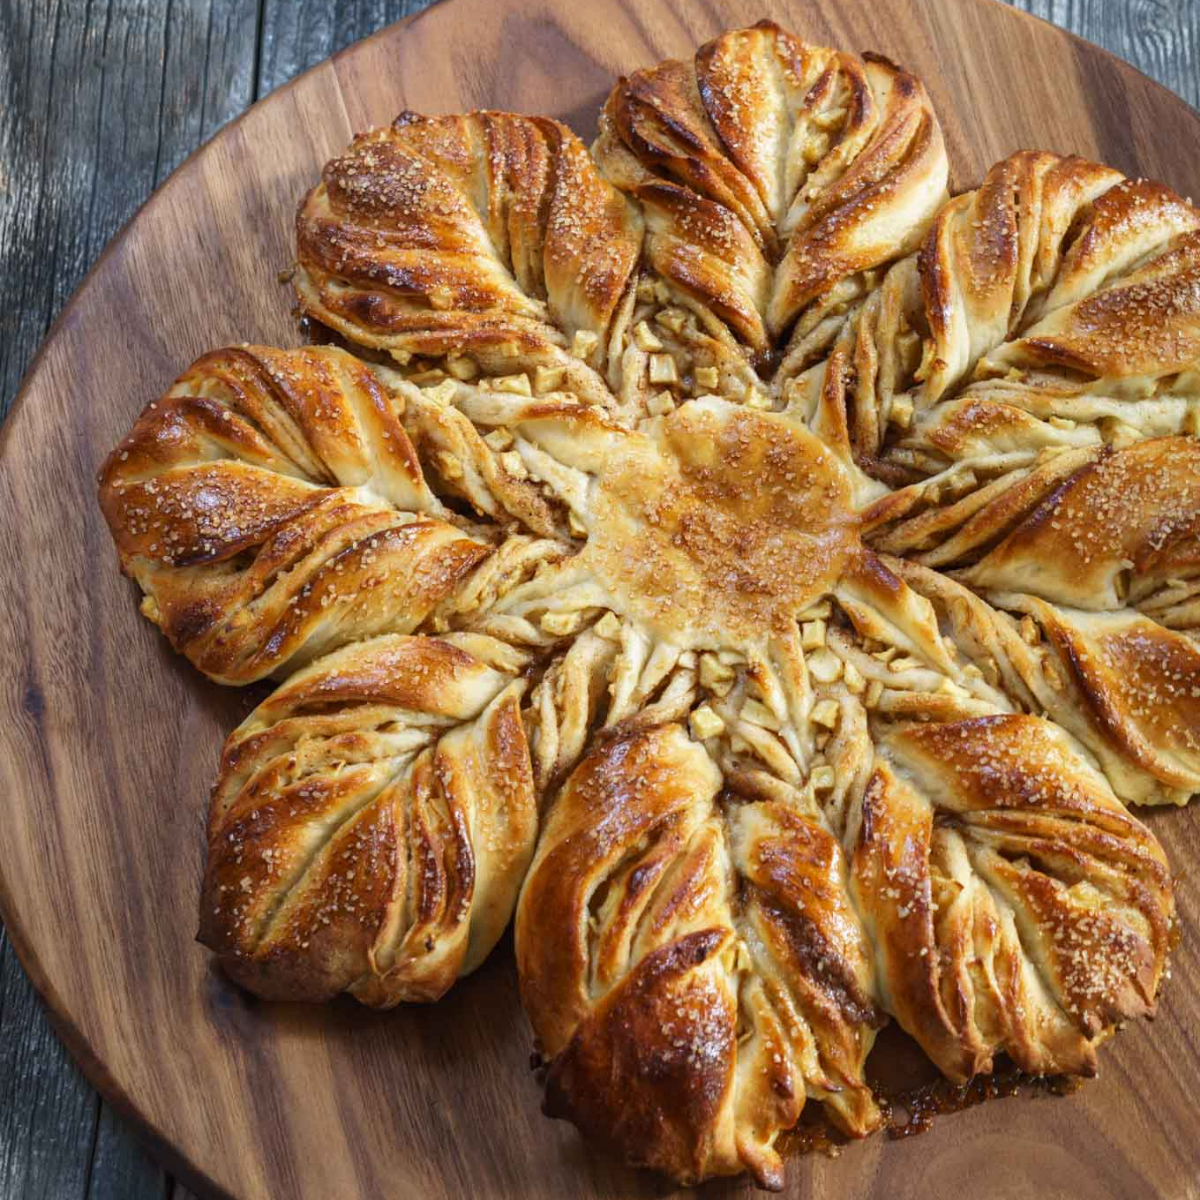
[1, 2, 1196, 1197]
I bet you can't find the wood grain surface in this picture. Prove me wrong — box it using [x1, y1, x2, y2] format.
[1, 2, 1199, 1198]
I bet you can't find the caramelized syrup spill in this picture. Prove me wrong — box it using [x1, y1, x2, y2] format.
[1168, 910, 1183, 953]
[780, 1027, 1084, 1159]
[878, 1064, 1082, 1142]
[778, 1110, 847, 1159]
[299, 315, 347, 348]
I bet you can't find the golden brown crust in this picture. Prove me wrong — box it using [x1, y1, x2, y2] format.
[792, 149, 1200, 470]
[542, 928, 742, 1185]
[875, 558, 1199, 807]
[994, 596, 1200, 800]
[582, 398, 859, 644]
[516, 722, 884, 1188]
[729, 799, 883, 1135]
[97, 345, 495, 684]
[960, 437, 1200, 608]
[295, 111, 642, 400]
[913, 157, 1200, 397]
[985, 228, 1200, 380]
[916, 153, 1124, 400]
[517, 724, 728, 1055]
[852, 714, 1173, 1078]
[200, 632, 537, 1005]
[593, 20, 948, 354]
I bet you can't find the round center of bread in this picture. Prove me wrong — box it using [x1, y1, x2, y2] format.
[584, 397, 858, 647]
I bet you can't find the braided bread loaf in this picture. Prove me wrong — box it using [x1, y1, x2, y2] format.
[96, 18, 1199, 1190]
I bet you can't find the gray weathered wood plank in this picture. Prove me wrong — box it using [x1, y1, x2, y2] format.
[0, 2, 1196, 1199]
[256, 0, 430, 96]
[0, 0, 261, 425]
[0, 2, 258, 1198]
[0, 925, 95, 1199]
[1009, 0, 1198, 107]
[85, 1105, 170, 1200]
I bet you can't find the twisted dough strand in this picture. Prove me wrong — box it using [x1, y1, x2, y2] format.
[201, 632, 537, 1004]
[593, 20, 948, 354]
[296, 111, 643, 403]
[98, 345, 505, 684]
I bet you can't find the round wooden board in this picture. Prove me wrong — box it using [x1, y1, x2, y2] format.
[2, 1, 1199, 1197]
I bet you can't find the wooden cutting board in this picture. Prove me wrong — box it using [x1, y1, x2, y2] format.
[1, 1, 1198, 1197]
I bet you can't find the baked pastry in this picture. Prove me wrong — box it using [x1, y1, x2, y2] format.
[98, 342, 558, 1000]
[200, 631, 538, 1003]
[97, 18, 1198, 1190]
